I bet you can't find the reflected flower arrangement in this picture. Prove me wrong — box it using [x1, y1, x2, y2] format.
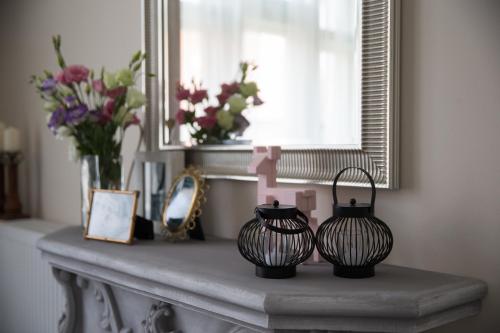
[175, 62, 264, 145]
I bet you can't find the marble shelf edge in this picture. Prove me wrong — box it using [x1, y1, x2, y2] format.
[37, 227, 488, 333]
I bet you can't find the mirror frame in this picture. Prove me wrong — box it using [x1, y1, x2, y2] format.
[143, 0, 400, 189]
[161, 166, 205, 240]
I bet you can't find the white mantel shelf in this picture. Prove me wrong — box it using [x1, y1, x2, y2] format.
[37, 227, 487, 333]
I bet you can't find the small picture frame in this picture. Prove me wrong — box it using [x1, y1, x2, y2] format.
[84, 189, 139, 244]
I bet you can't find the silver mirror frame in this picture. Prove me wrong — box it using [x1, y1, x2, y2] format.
[143, 0, 400, 188]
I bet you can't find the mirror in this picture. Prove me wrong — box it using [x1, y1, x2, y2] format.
[144, 0, 400, 188]
[161, 167, 205, 240]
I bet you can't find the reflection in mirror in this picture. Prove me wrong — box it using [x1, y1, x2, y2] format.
[165, 176, 196, 231]
[178, 0, 362, 147]
[144, 161, 167, 221]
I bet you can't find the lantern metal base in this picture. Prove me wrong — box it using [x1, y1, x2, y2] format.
[334, 265, 375, 279]
[255, 266, 296, 279]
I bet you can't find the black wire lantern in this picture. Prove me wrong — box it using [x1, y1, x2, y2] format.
[238, 200, 315, 279]
[316, 167, 393, 278]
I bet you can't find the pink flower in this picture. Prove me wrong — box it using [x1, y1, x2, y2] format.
[55, 71, 68, 84]
[175, 109, 187, 124]
[104, 99, 115, 118]
[221, 82, 240, 94]
[216, 92, 231, 105]
[131, 114, 140, 125]
[196, 115, 217, 129]
[204, 106, 219, 117]
[176, 83, 190, 101]
[106, 86, 127, 99]
[190, 89, 208, 104]
[125, 114, 141, 128]
[92, 80, 105, 93]
[61, 65, 89, 84]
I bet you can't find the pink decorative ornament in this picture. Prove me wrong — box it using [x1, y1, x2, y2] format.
[248, 146, 321, 263]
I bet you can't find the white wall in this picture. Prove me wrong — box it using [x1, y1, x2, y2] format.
[1, 0, 500, 332]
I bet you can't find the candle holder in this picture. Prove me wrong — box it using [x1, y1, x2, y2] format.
[315, 167, 393, 278]
[238, 200, 316, 279]
[1, 152, 29, 220]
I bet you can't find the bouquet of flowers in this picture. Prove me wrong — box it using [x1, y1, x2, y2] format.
[175, 62, 263, 145]
[31, 36, 147, 188]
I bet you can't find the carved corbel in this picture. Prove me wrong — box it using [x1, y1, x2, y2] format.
[52, 267, 77, 333]
[93, 281, 132, 333]
[142, 301, 178, 333]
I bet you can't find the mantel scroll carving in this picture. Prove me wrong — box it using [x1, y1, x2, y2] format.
[51, 267, 305, 333]
[52, 268, 77, 333]
[142, 301, 178, 333]
[93, 281, 132, 333]
[53, 268, 132, 333]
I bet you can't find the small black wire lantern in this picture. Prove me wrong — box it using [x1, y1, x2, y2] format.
[316, 167, 393, 278]
[238, 200, 315, 279]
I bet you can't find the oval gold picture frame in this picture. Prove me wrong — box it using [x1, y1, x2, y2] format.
[160, 166, 206, 241]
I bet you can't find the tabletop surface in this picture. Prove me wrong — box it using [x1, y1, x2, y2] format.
[38, 226, 487, 320]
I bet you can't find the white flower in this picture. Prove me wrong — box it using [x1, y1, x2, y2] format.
[121, 112, 134, 127]
[126, 88, 146, 109]
[43, 101, 59, 112]
[240, 82, 258, 97]
[56, 126, 71, 138]
[116, 69, 134, 86]
[227, 95, 247, 114]
[103, 72, 118, 89]
[216, 111, 234, 130]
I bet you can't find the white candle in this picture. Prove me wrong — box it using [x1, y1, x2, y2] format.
[4, 127, 21, 152]
[0, 122, 5, 151]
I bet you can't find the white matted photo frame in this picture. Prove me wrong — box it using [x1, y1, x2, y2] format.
[84, 189, 139, 244]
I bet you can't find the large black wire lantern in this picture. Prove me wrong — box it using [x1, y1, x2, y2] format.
[316, 167, 393, 278]
[238, 200, 315, 279]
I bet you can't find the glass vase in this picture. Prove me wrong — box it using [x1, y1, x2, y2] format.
[80, 155, 123, 227]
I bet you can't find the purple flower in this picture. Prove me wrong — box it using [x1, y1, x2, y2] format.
[41, 78, 57, 94]
[48, 108, 66, 133]
[88, 109, 101, 123]
[253, 95, 264, 106]
[64, 96, 77, 108]
[65, 104, 88, 125]
[233, 114, 250, 136]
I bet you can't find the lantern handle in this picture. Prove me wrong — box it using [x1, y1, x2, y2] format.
[332, 167, 376, 212]
[255, 208, 309, 235]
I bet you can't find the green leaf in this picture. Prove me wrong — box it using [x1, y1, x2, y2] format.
[52, 35, 60, 51]
[132, 63, 142, 72]
[130, 50, 142, 65]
